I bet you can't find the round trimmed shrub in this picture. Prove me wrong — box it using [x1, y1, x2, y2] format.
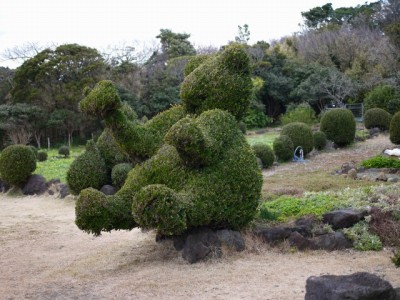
[37, 151, 48, 162]
[390, 111, 400, 144]
[280, 122, 314, 155]
[67, 141, 108, 195]
[58, 146, 70, 158]
[0, 144, 36, 186]
[111, 163, 133, 189]
[313, 131, 327, 150]
[364, 108, 392, 130]
[273, 135, 294, 162]
[320, 108, 356, 147]
[251, 143, 274, 168]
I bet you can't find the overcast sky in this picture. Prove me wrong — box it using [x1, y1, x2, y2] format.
[0, 0, 365, 68]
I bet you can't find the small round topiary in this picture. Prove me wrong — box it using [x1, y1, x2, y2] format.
[313, 131, 327, 150]
[111, 163, 133, 190]
[251, 143, 274, 168]
[67, 140, 108, 195]
[364, 108, 392, 131]
[0, 144, 36, 186]
[37, 151, 48, 162]
[273, 135, 294, 162]
[320, 108, 356, 147]
[280, 122, 314, 155]
[58, 146, 70, 158]
[390, 111, 400, 144]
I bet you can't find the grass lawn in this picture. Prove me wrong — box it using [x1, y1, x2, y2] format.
[34, 147, 85, 183]
[245, 130, 279, 146]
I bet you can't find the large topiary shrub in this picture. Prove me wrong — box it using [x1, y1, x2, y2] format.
[0, 144, 36, 186]
[180, 43, 252, 120]
[96, 128, 129, 171]
[75, 44, 262, 237]
[67, 140, 108, 195]
[390, 111, 400, 144]
[280, 122, 314, 155]
[320, 108, 356, 147]
[364, 108, 392, 131]
[313, 131, 327, 150]
[273, 135, 294, 162]
[251, 143, 274, 168]
[111, 163, 133, 190]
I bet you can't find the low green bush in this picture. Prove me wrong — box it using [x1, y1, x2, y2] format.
[343, 221, 382, 251]
[390, 111, 400, 144]
[280, 122, 314, 155]
[251, 143, 274, 168]
[37, 151, 48, 162]
[364, 108, 392, 130]
[0, 144, 36, 186]
[273, 135, 294, 162]
[280, 103, 317, 126]
[258, 194, 337, 222]
[243, 109, 272, 129]
[58, 146, 70, 158]
[320, 108, 355, 147]
[313, 131, 327, 150]
[361, 155, 400, 168]
[111, 163, 133, 189]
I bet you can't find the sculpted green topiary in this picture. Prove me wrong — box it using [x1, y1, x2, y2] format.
[364, 108, 392, 131]
[111, 163, 133, 190]
[313, 131, 327, 150]
[390, 111, 400, 144]
[75, 44, 262, 237]
[251, 143, 274, 168]
[273, 135, 294, 162]
[0, 144, 36, 186]
[58, 146, 70, 158]
[37, 151, 48, 162]
[280, 122, 314, 155]
[183, 54, 212, 76]
[320, 108, 356, 147]
[96, 128, 129, 171]
[67, 140, 108, 195]
[180, 43, 252, 120]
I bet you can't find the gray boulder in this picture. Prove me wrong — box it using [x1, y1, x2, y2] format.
[22, 174, 48, 195]
[182, 227, 222, 263]
[305, 272, 397, 300]
[216, 229, 245, 252]
[322, 209, 366, 230]
[100, 184, 116, 195]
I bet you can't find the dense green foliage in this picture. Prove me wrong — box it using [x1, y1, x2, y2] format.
[364, 108, 392, 130]
[251, 143, 274, 168]
[183, 54, 211, 76]
[243, 109, 272, 128]
[111, 163, 133, 190]
[58, 146, 70, 158]
[37, 151, 48, 162]
[280, 103, 317, 126]
[390, 111, 400, 144]
[67, 141, 108, 195]
[364, 85, 400, 115]
[392, 249, 400, 267]
[273, 135, 294, 162]
[96, 128, 129, 171]
[0, 144, 36, 186]
[180, 43, 252, 120]
[313, 131, 327, 150]
[320, 109, 356, 147]
[343, 221, 383, 251]
[361, 155, 400, 169]
[280, 122, 314, 155]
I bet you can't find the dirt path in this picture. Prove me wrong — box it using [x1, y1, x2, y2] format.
[1, 136, 399, 299]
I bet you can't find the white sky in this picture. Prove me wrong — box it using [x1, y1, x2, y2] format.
[0, 0, 365, 68]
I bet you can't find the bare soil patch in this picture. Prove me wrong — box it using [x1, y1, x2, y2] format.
[1, 135, 399, 299]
